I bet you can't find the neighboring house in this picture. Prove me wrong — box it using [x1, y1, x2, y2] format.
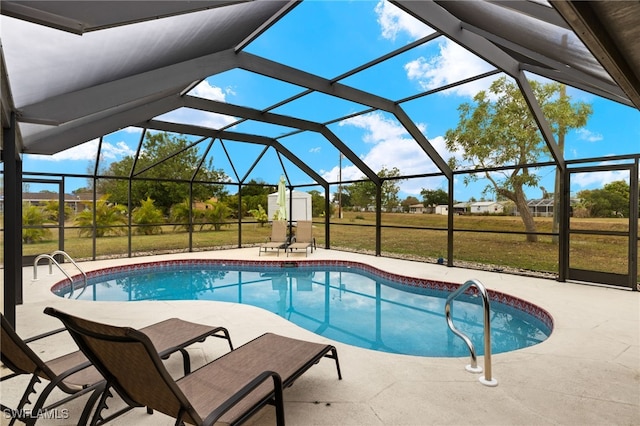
[453, 202, 470, 215]
[409, 203, 425, 214]
[469, 201, 504, 214]
[518, 197, 581, 217]
[18, 192, 99, 215]
[193, 197, 218, 210]
[526, 198, 555, 217]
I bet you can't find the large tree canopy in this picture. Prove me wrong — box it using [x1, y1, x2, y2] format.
[345, 167, 404, 212]
[577, 180, 631, 218]
[445, 77, 592, 242]
[97, 132, 229, 214]
[420, 188, 448, 207]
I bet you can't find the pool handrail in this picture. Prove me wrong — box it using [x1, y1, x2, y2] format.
[445, 278, 498, 387]
[33, 251, 88, 299]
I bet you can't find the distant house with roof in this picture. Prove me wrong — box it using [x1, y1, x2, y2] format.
[409, 203, 425, 214]
[435, 203, 472, 215]
[16, 192, 99, 215]
[469, 201, 504, 214]
[518, 197, 581, 217]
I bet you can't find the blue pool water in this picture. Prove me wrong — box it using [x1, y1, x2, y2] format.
[53, 261, 552, 357]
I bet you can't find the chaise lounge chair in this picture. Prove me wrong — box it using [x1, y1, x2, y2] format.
[45, 307, 342, 426]
[259, 220, 289, 256]
[1, 313, 233, 425]
[287, 221, 315, 257]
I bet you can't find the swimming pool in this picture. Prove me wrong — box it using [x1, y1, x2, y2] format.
[52, 259, 553, 358]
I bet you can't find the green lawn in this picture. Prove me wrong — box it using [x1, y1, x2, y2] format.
[9, 212, 639, 278]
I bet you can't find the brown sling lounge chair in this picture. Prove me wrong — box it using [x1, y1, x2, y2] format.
[259, 220, 288, 256]
[1, 313, 233, 425]
[45, 307, 342, 426]
[287, 221, 315, 257]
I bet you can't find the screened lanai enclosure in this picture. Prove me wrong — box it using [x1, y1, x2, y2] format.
[2, 1, 639, 324]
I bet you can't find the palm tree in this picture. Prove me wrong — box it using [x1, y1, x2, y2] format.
[22, 204, 52, 243]
[132, 197, 164, 235]
[74, 195, 127, 237]
[203, 200, 231, 231]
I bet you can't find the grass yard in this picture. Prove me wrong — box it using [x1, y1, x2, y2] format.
[9, 212, 639, 279]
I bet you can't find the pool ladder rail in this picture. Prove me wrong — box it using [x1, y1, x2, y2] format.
[33, 250, 88, 299]
[445, 279, 498, 387]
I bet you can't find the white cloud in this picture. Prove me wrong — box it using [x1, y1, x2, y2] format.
[309, 147, 321, 153]
[190, 80, 228, 101]
[375, 0, 435, 41]
[575, 128, 603, 142]
[157, 80, 237, 129]
[322, 112, 461, 196]
[27, 139, 135, 162]
[404, 40, 496, 97]
[375, 1, 496, 98]
[157, 107, 236, 129]
[571, 168, 630, 189]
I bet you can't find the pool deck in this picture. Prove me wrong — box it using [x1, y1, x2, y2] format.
[2, 247, 639, 425]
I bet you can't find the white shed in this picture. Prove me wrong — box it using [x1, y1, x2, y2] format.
[268, 190, 312, 222]
[435, 204, 448, 215]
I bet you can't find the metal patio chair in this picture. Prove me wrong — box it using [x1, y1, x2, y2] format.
[45, 307, 342, 426]
[1, 313, 233, 425]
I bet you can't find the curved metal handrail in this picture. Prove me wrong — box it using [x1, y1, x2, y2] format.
[33, 251, 89, 299]
[33, 254, 76, 298]
[51, 250, 88, 298]
[445, 279, 498, 387]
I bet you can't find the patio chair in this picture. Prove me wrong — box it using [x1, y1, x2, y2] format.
[1, 313, 233, 425]
[287, 221, 315, 257]
[45, 307, 342, 426]
[259, 220, 289, 256]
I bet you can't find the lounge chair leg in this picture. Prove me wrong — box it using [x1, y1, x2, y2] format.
[28, 379, 62, 426]
[272, 375, 285, 426]
[326, 348, 342, 380]
[179, 348, 191, 374]
[214, 329, 234, 351]
[77, 384, 107, 426]
[88, 385, 114, 426]
[15, 374, 41, 417]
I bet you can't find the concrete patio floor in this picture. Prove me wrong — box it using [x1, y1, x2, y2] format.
[2, 248, 639, 425]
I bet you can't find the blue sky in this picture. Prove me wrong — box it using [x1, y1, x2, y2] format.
[22, 0, 639, 202]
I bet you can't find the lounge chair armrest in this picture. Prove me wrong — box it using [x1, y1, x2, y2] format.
[23, 327, 68, 344]
[202, 370, 284, 426]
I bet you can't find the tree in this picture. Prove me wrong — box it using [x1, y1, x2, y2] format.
[344, 167, 404, 212]
[22, 204, 52, 243]
[202, 200, 231, 231]
[74, 195, 128, 237]
[344, 180, 375, 211]
[445, 77, 592, 242]
[237, 179, 274, 217]
[420, 189, 448, 208]
[43, 200, 72, 222]
[248, 204, 269, 226]
[132, 197, 164, 235]
[379, 167, 404, 212]
[332, 191, 352, 210]
[550, 84, 592, 242]
[401, 196, 421, 212]
[97, 132, 229, 215]
[170, 199, 193, 232]
[577, 180, 630, 218]
[308, 190, 331, 217]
